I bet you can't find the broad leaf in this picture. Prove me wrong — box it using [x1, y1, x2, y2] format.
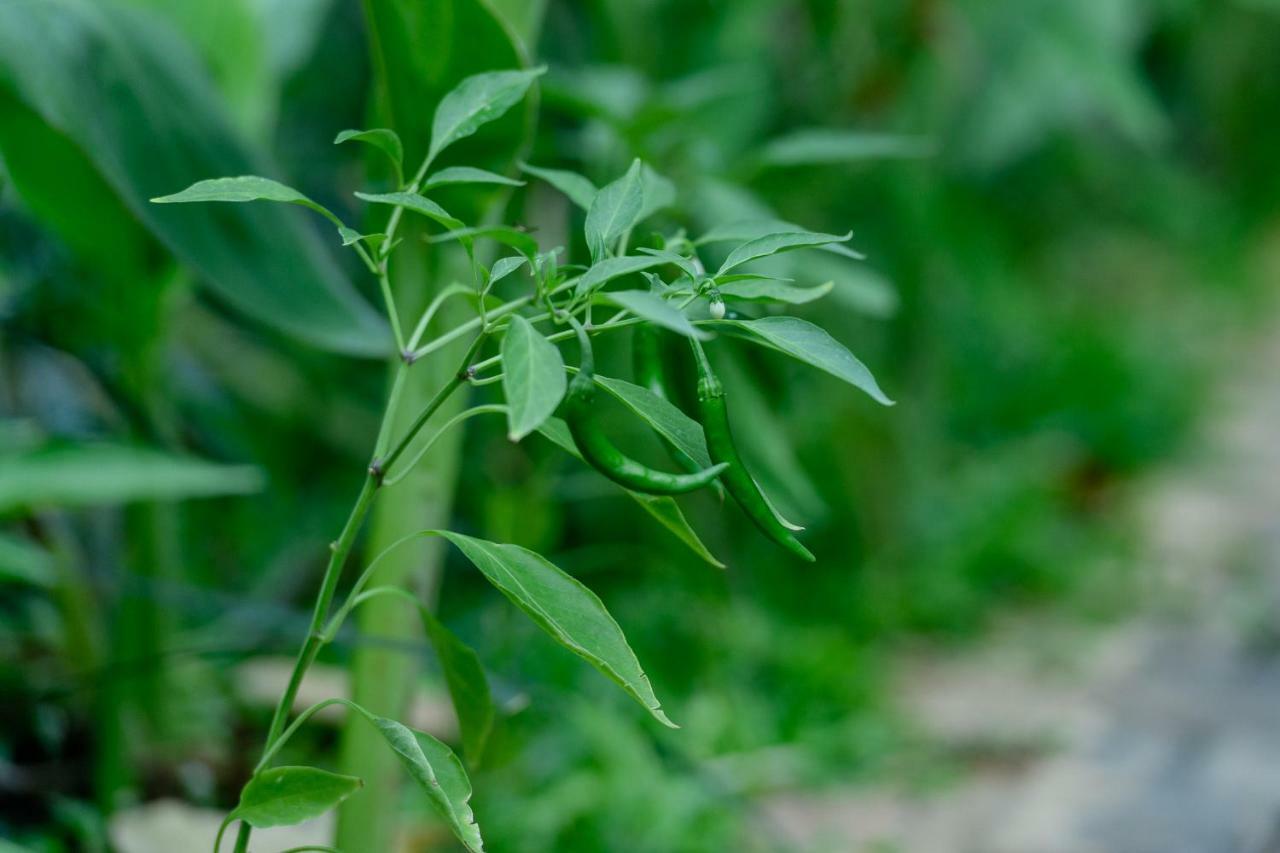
[714, 317, 892, 405]
[438, 532, 675, 727]
[590, 376, 712, 468]
[718, 279, 834, 305]
[0, 0, 386, 355]
[0, 445, 263, 514]
[717, 231, 854, 276]
[417, 609, 495, 763]
[759, 129, 932, 166]
[370, 716, 484, 852]
[535, 419, 724, 568]
[603, 291, 709, 340]
[429, 67, 546, 162]
[355, 191, 464, 232]
[519, 162, 597, 210]
[584, 159, 644, 261]
[232, 766, 362, 828]
[424, 166, 525, 189]
[334, 128, 404, 183]
[501, 315, 567, 441]
[574, 255, 668, 296]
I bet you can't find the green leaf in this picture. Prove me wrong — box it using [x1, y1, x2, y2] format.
[574, 255, 668, 296]
[429, 67, 546, 162]
[438, 531, 675, 727]
[429, 226, 538, 259]
[718, 279, 834, 305]
[368, 716, 484, 852]
[334, 128, 404, 184]
[714, 316, 893, 405]
[501, 315, 567, 441]
[417, 610, 495, 763]
[590, 376, 712, 469]
[635, 247, 700, 281]
[231, 766, 362, 829]
[717, 231, 854, 276]
[535, 419, 724, 569]
[626, 493, 726, 569]
[759, 129, 932, 166]
[423, 166, 525, 189]
[0, 445, 263, 514]
[0, 0, 387, 355]
[584, 158, 644, 261]
[697, 218, 865, 262]
[152, 174, 336, 219]
[355, 191, 464, 232]
[637, 163, 676, 222]
[488, 255, 527, 286]
[518, 162, 597, 210]
[603, 291, 709, 340]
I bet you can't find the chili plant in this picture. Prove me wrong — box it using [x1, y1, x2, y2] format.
[152, 66, 890, 853]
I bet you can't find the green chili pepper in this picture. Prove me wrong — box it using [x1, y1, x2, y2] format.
[689, 338, 816, 562]
[633, 325, 727, 500]
[565, 319, 728, 496]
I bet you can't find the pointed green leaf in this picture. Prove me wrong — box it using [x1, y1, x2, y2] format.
[501, 315, 567, 441]
[429, 67, 546, 161]
[626, 493, 726, 569]
[423, 166, 525, 189]
[370, 716, 484, 852]
[487, 255, 527, 286]
[0, 445, 263, 513]
[355, 191, 464, 232]
[584, 158, 644, 261]
[714, 316, 892, 405]
[719, 279, 834, 305]
[438, 532, 676, 727]
[590, 376, 713, 468]
[574, 255, 668, 296]
[231, 766, 362, 829]
[636, 247, 700, 281]
[534, 419, 724, 568]
[519, 162, 598, 210]
[334, 128, 404, 183]
[417, 610, 495, 763]
[603, 291, 709, 340]
[717, 231, 854, 276]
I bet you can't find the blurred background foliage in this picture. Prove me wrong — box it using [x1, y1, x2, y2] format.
[2, 0, 1279, 850]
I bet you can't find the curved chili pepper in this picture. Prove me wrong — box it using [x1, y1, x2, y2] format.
[689, 338, 816, 562]
[564, 319, 728, 496]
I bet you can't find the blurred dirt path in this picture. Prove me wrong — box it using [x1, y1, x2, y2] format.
[762, 324, 1280, 853]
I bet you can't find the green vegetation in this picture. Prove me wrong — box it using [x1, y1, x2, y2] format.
[2, 1, 1278, 851]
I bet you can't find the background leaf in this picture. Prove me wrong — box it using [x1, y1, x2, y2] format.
[0, 0, 387, 355]
[0, 445, 263, 514]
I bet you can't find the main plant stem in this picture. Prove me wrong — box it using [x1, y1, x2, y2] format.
[231, 337, 479, 853]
